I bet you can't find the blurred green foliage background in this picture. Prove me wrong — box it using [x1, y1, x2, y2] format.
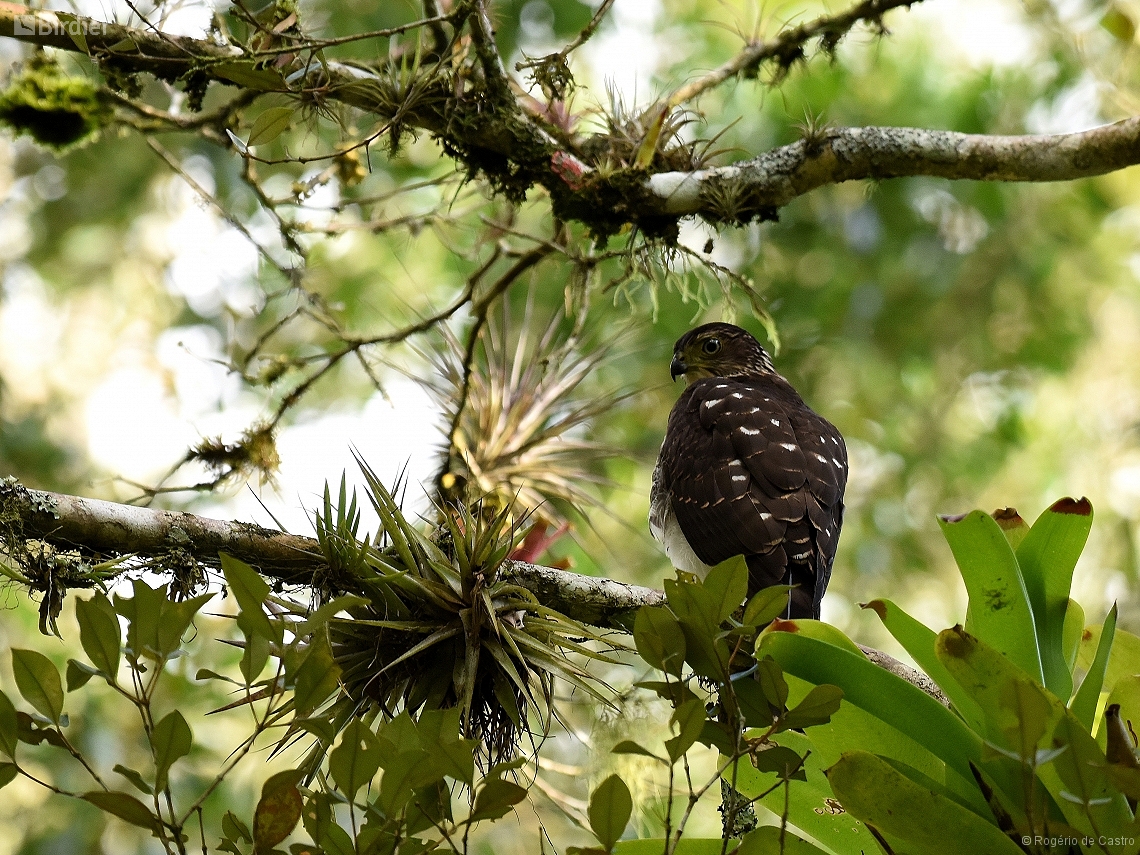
[3, 0, 1140, 851]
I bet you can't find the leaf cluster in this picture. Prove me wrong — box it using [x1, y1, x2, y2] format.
[754, 498, 1140, 854]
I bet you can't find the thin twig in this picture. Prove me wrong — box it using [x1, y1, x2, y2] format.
[663, 0, 921, 107]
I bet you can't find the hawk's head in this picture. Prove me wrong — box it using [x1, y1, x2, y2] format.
[670, 323, 775, 383]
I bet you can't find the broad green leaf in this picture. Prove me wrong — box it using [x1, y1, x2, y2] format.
[938, 511, 1043, 683]
[758, 618, 864, 657]
[754, 657, 789, 713]
[469, 777, 527, 822]
[588, 774, 632, 849]
[222, 811, 252, 843]
[220, 553, 275, 642]
[291, 632, 340, 716]
[697, 719, 737, 754]
[777, 669, 988, 816]
[1015, 498, 1093, 700]
[633, 607, 685, 677]
[151, 710, 192, 791]
[246, 106, 294, 147]
[329, 719, 382, 797]
[664, 578, 720, 637]
[749, 744, 807, 780]
[1047, 713, 1134, 842]
[378, 749, 431, 814]
[81, 791, 161, 833]
[743, 585, 793, 628]
[75, 592, 120, 678]
[157, 591, 215, 658]
[253, 769, 304, 851]
[999, 678, 1052, 762]
[760, 631, 985, 790]
[729, 729, 881, 853]
[736, 676, 777, 728]
[779, 684, 843, 732]
[0, 762, 16, 790]
[935, 626, 1063, 750]
[665, 698, 706, 762]
[826, 751, 1023, 854]
[12, 648, 63, 723]
[116, 580, 166, 662]
[1079, 624, 1140, 699]
[862, 597, 986, 733]
[237, 611, 270, 684]
[417, 709, 477, 785]
[703, 555, 748, 623]
[1070, 604, 1117, 731]
[0, 690, 17, 758]
[318, 820, 355, 855]
[737, 823, 838, 854]
[678, 623, 730, 681]
[213, 61, 287, 90]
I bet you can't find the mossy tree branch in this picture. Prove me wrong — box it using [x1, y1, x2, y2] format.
[7, 0, 1134, 242]
[0, 480, 946, 702]
[0, 480, 664, 629]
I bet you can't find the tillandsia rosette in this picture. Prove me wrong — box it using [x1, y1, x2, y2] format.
[313, 459, 619, 764]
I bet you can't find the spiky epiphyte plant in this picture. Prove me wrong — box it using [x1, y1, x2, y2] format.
[324, 459, 615, 762]
[428, 303, 619, 525]
[578, 84, 733, 173]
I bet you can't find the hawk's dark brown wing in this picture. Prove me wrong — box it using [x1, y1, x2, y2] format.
[655, 374, 847, 618]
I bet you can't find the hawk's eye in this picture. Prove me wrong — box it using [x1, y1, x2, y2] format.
[701, 338, 720, 355]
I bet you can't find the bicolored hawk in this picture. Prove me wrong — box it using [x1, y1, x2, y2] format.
[650, 323, 848, 619]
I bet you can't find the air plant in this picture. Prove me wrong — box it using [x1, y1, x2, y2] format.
[302, 458, 619, 764]
[427, 300, 623, 527]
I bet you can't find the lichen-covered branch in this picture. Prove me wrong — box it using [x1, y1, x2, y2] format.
[0, 480, 944, 699]
[644, 119, 1140, 221]
[663, 0, 921, 107]
[4, 1, 1140, 240]
[0, 480, 662, 628]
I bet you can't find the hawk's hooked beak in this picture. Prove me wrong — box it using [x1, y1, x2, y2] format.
[670, 354, 687, 381]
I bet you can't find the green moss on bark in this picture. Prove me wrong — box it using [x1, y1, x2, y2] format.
[0, 56, 109, 150]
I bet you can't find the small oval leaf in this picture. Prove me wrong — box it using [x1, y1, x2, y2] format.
[254, 769, 304, 850]
[246, 106, 294, 147]
[151, 710, 192, 791]
[12, 649, 63, 723]
[588, 774, 633, 850]
[81, 791, 161, 833]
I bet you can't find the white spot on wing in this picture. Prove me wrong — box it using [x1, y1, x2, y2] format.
[731, 474, 748, 483]
[780, 442, 797, 451]
[832, 458, 843, 467]
[731, 392, 744, 399]
[703, 398, 725, 408]
[759, 512, 772, 520]
[740, 427, 760, 436]
[771, 418, 781, 427]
